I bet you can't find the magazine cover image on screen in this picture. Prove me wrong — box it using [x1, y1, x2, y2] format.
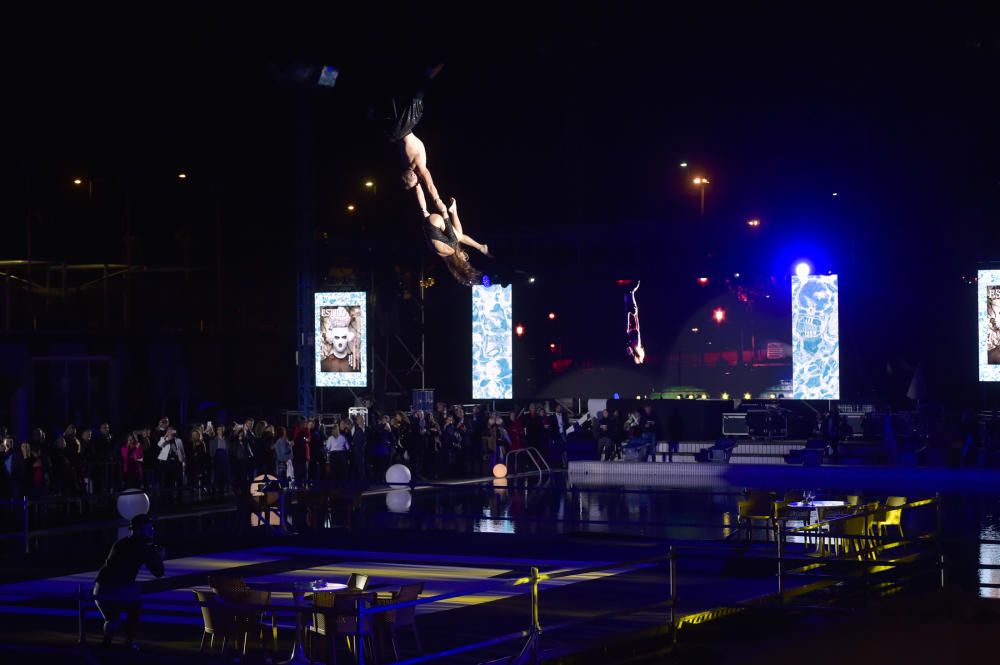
[980, 270, 1000, 381]
[315, 292, 367, 387]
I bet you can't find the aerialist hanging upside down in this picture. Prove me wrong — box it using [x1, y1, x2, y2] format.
[626, 281, 646, 364]
[372, 64, 490, 286]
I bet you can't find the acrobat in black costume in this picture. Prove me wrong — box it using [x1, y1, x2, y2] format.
[372, 66, 491, 286]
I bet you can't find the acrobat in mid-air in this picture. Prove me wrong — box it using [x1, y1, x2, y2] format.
[626, 281, 645, 364]
[374, 65, 490, 286]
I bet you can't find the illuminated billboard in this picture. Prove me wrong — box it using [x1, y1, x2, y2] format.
[315, 292, 367, 387]
[472, 284, 512, 399]
[791, 274, 840, 399]
[980, 270, 1000, 382]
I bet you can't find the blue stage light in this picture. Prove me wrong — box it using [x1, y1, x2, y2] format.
[481, 274, 492, 287]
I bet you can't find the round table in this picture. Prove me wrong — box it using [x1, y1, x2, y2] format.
[788, 500, 846, 509]
[246, 580, 347, 665]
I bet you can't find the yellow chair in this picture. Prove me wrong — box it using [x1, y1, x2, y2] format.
[827, 502, 878, 559]
[309, 591, 377, 664]
[872, 496, 906, 543]
[737, 491, 778, 542]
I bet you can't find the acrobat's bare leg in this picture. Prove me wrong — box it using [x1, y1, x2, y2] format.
[447, 198, 490, 256]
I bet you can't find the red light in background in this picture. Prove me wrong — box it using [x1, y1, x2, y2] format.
[549, 342, 557, 352]
[547, 312, 557, 320]
[515, 324, 525, 337]
[615, 279, 634, 286]
[712, 307, 726, 324]
[697, 277, 709, 286]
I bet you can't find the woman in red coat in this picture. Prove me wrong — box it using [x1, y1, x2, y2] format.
[121, 434, 144, 489]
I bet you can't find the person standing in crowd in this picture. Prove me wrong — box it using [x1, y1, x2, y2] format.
[409, 410, 428, 478]
[292, 420, 312, 486]
[597, 409, 615, 460]
[370, 415, 394, 481]
[91, 423, 113, 494]
[392, 412, 410, 465]
[50, 436, 76, 496]
[551, 404, 569, 448]
[0, 437, 22, 500]
[188, 430, 210, 492]
[640, 404, 657, 462]
[231, 424, 254, 493]
[303, 419, 324, 482]
[208, 423, 230, 495]
[523, 404, 544, 452]
[136, 428, 153, 490]
[442, 415, 461, 477]
[157, 427, 185, 502]
[424, 412, 440, 479]
[93, 514, 165, 650]
[274, 426, 292, 485]
[254, 421, 275, 477]
[351, 415, 367, 482]
[121, 433, 144, 489]
[325, 422, 350, 482]
[484, 414, 511, 474]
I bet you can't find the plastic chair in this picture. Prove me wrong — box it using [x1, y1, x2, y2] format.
[193, 588, 230, 652]
[208, 575, 249, 595]
[378, 582, 425, 660]
[224, 589, 274, 656]
[872, 496, 906, 543]
[309, 591, 377, 664]
[827, 502, 879, 559]
[736, 491, 777, 542]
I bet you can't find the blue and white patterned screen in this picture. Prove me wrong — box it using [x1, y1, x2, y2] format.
[791, 275, 840, 399]
[979, 270, 1000, 382]
[315, 291, 367, 387]
[472, 284, 513, 399]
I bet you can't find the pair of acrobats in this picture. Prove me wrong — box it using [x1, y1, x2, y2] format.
[375, 67, 491, 286]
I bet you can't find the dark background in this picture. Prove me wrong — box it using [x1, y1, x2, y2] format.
[1, 3, 999, 432]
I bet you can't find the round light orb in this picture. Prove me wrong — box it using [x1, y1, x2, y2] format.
[385, 464, 411, 485]
[492, 463, 508, 479]
[116, 489, 150, 521]
[386, 489, 412, 513]
[795, 261, 812, 277]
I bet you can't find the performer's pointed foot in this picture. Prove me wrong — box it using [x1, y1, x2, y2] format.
[480, 244, 492, 258]
[447, 197, 458, 217]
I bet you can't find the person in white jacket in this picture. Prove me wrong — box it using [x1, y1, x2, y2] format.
[156, 428, 185, 501]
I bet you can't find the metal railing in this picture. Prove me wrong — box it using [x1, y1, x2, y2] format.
[505, 447, 551, 475]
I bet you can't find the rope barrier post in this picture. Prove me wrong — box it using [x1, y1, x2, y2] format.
[777, 526, 784, 598]
[77, 583, 85, 645]
[22, 495, 29, 554]
[530, 566, 541, 645]
[356, 596, 365, 665]
[668, 546, 677, 646]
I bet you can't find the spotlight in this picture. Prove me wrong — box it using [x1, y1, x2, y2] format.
[548, 312, 556, 320]
[769, 393, 777, 400]
[515, 324, 525, 337]
[795, 262, 811, 277]
[177, 173, 187, 180]
[712, 307, 726, 324]
[549, 342, 557, 351]
[364, 180, 374, 188]
[747, 219, 760, 227]
[528, 277, 536, 284]
[73, 178, 83, 185]
[680, 162, 688, 168]
[697, 277, 709, 286]
[346, 204, 356, 212]
[743, 392, 752, 400]
[721, 392, 730, 400]
[691, 327, 699, 333]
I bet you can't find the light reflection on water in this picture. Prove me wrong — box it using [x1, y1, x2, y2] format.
[980, 522, 1000, 599]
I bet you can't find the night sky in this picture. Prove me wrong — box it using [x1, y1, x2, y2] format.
[3, 4, 1000, 419]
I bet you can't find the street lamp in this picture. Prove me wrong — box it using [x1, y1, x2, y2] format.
[73, 177, 93, 199]
[692, 177, 710, 216]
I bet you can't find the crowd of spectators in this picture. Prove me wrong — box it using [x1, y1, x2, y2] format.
[0, 402, 574, 502]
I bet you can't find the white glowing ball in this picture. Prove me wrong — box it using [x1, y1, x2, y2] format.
[492, 463, 508, 479]
[385, 464, 411, 485]
[386, 489, 412, 513]
[116, 489, 150, 521]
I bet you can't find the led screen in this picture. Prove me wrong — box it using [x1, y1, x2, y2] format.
[980, 270, 1000, 382]
[315, 291, 367, 387]
[791, 274, 840, 399]
[472, 284, 512, 399]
